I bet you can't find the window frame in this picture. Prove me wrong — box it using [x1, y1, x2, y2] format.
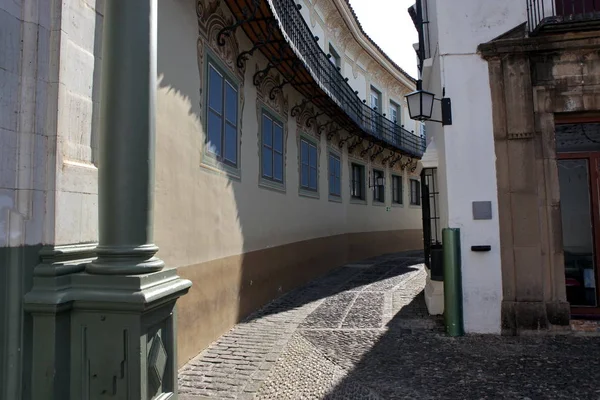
[203, 53, 241, 176]
[328, 43, 341, 70]
[299, 134, 319, 198]
[259, 107, 286, 192]
[370, 86, 382, 137]
[410, 178, 421, 206]
[389, 100, 401, 125]
[328, 150, 342, 201]
[392, 174, 403, 206]
[372, 169, 385, 204]
[350, 162, 366, 203]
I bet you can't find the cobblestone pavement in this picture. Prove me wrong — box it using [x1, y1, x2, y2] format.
[179, 251, 600, 400]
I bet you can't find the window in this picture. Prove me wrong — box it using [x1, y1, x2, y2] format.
[373, 170, 385, 203]
[329, 153, 341, 197]
[392, 175, 403, 205]
[329, 44, 341, 70]
[370, 87, 381, 136]
[389, 101, 400, 125]
[207, 62, 238, 166]
[351, 163, 365, 200]
[262, 112, 284, 183]
[300, 138, 318, 191]
[410, 179, 421, 205]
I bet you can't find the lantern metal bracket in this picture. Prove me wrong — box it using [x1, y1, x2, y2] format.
[406, 80, 453, 126]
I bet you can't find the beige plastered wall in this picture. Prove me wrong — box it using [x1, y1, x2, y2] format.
[155, 0, 423, 367]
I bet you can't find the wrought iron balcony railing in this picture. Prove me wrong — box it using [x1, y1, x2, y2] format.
[269, 0, 425, 157]
[528, 0, 600, 33]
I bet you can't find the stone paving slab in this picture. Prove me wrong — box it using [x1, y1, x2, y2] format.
[179, 251, 600, 400]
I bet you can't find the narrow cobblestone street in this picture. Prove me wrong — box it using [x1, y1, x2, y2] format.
[179, 252, 600, 400]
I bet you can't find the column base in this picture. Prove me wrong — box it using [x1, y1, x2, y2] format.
[424, 269, 444, 315]
[501, 300, 571, 335]
[25, 250, 191, 400]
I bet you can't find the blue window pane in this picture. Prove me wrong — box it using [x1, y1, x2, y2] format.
[274, 153, 283, 181]
[224, 123, 237, 163]
[263, 147, 272, 178]
[309, 145, 317, 168]
[208, 65, 223, 113]
[301, 141, 308, 164]
[309, 167, 317, 189]
[262, 115, 272, 147]
[329, 178, 334, 194]
[225, 82, 237, 125]
[329, 155, 334, 172]
[207, 110, 222, 156]
[273, 123, 283, 152]
[301, 164, 309, 187]
[334, 178, 340, 195]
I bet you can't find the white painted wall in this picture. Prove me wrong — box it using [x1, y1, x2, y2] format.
[154, 0, 423, 269]
[423, 0, 527, 333]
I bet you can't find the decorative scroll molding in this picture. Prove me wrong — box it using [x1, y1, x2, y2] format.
[197, 0, 245, 79]
[255, 64, 289, 119]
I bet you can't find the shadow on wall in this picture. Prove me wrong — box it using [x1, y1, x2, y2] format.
[154, 0, 423, 368]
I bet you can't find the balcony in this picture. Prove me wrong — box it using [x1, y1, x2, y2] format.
[528, 0, 600, 34]
[221, 0, 425, 158]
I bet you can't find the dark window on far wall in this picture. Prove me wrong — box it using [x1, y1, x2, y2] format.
[351, 163, 365, 199]
[373, 170, 384, 203]
[410, 179, 421, 205]
[392, 175, 403, 204]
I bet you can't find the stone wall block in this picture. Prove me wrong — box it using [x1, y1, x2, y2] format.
[503, 56, 535, 137]
[510, 193, 541, 247]
[514, 246, 544, 302]
[507, 139, 537, 193]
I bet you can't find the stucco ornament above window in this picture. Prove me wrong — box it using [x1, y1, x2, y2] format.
[254, 64, 289, 119]
[197, 0, 245, 78]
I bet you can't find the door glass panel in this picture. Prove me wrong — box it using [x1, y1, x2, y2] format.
[559, 159, 597, 307]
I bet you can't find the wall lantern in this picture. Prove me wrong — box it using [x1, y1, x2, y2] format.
[405, 80, 452, 126]
[369, 173, 385, 189]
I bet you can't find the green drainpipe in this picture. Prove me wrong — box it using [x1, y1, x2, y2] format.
[443, 228, 464, 336]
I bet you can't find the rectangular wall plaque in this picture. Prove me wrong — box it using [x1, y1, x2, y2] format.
[472, 201, 492, 220]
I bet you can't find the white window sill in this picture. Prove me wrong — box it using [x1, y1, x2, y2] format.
[350, 198, 367, 205]
[299, 188, 320, 199]
[259, 177, 286, 193]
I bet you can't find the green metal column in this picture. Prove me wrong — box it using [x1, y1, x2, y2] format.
[67, 1, 191, 398]
[442, 228, 464, 336]
[87, 0, 162, 275]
